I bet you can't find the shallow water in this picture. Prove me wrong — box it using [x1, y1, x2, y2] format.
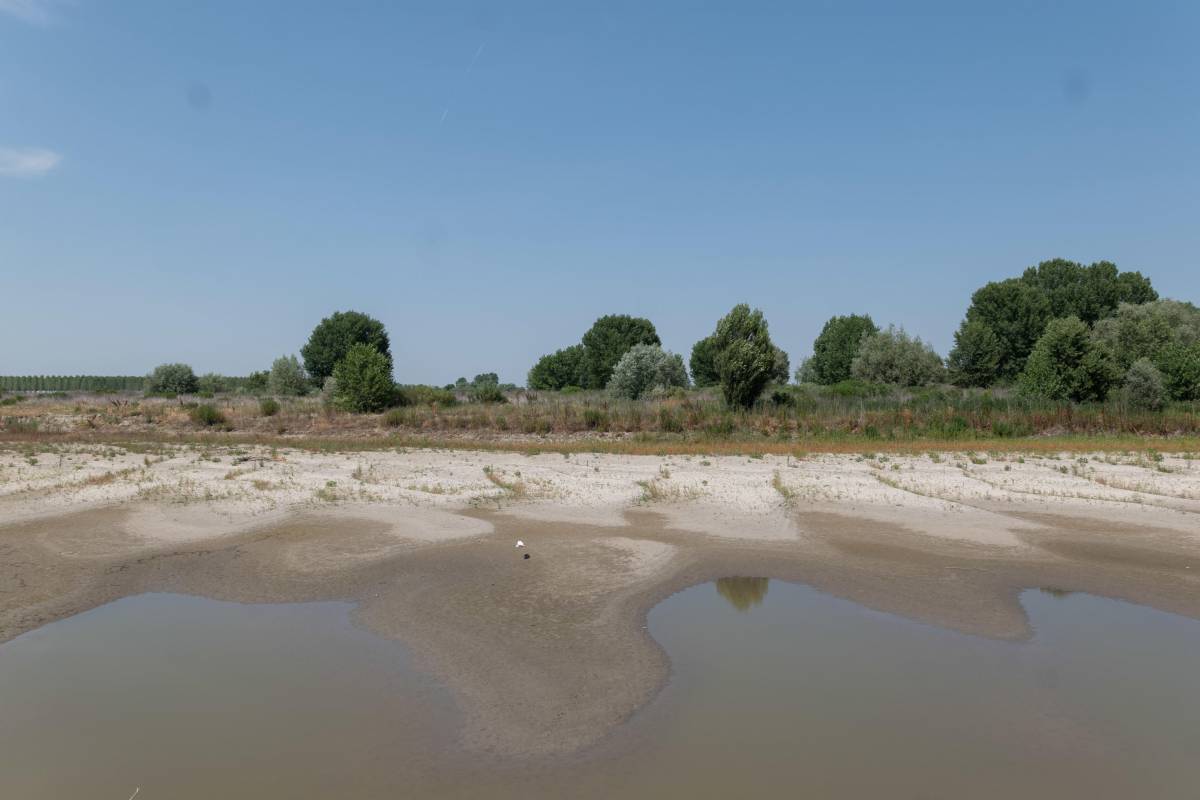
[3, 583, 1200, 798]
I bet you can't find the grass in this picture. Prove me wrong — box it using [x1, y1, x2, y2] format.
[1, 385, 1199, 457]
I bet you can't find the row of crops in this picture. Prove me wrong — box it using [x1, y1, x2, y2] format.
[0, 376, 147, 392]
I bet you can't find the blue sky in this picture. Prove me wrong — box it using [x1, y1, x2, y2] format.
[2, 0, 1197, 384]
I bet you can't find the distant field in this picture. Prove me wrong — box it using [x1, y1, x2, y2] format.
[1, 385, 1198, 455]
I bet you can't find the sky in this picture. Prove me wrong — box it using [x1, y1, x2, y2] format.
[1, 0, 1197, 385]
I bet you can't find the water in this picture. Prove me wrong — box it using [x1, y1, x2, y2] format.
[3, 583, 1200, 798]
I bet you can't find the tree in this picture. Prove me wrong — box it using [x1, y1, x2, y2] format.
[711, 304, 777, 408]
[331, 343, 395, 412]
[268, 355, 309, 396]
[809, 315, 878, 384]
[850, 326, 944, 386]
[146, 363, 198, 395]
[960, 259, 1157, 379]
[301, 311, 391, 385]
[1091, 299, 1200, 371]
[947, 319, 1002, 387]
[528, 345, 586, 390]
[689, 335, 721, 388]
[1018, 316, 1120, 402]
[770, 345, 790, 384]
[196, 373, 229, 395]
[579, 315, 660, 389]
[607, 344, 688, 400]
[794, 357, 818, 384]
[1156, 342, 1200, 401]
[1122, 359, 1166, 411]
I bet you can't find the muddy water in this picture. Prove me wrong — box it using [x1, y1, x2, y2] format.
[3, 583, 1200, 799]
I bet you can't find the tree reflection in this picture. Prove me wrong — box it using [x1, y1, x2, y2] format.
[715, 577, 770, 612]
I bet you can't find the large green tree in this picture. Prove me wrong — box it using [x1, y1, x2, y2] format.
[146, 363, 198, 395]
[579, 315, 660, 389]
[711, 304, 777, 408]
[527, 344, 586, 390]
[955, 259, 1156, 382]
[809, 315, 878, 384]
[1018, 316, 1120, 402]
[301, 311, 391, 385]
[851, 327, 944, 386]
[1091, 299, 1200, 371]
[946, 319, 1002, 387]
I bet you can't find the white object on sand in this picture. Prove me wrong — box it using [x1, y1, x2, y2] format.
[515, 540, 525, 548]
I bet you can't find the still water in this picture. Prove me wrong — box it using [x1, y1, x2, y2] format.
[3, 582, 1199, 799]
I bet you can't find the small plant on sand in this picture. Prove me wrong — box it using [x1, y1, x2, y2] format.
[771, 470, 796, 502]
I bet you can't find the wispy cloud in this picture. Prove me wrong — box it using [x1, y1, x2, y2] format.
[0, 0, 69, 25]
[0, 146, 62, 177]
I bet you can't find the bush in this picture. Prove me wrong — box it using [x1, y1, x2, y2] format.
[146, 363, 198, 395]
[711, 304, 777, 409]
[527, 345, 586, 391]
[189, 403, 226, 427]
[580, 314, 661, 389]
[397, 384, 457, 407]
[268, 355, 309, 396]
[1122, 359, 1166, 410]
[331, 343, 396, 413]
[244, 370, 269, 394]
[197, 373, 229, 395]
[607, 344, 689, 400]
[850, 327, 944, 386]
[947, 319, 1002, 387]
[259, 398, 281, 417]
[1019, 316, 1120, 402]
[810, 314, 878, 384]
[382, 408, 409, 427]
[301, 310, 391, 386]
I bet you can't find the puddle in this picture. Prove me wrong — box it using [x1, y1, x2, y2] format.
[3, 582, 1200, 798]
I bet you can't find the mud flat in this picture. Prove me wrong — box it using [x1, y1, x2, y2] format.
[2, 445, 1200, 759]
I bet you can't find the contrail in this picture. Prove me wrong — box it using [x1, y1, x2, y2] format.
[466, 43, 485, 75]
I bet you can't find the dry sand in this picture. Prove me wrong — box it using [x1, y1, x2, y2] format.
[2, 443, 1200, 757]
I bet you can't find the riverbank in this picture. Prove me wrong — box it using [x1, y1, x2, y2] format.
[3, 443, 1200, 757]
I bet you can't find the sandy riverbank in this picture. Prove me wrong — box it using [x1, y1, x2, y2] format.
[2, 443, 1200, 757]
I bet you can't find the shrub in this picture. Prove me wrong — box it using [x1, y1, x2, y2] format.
[851, 327, 944, 386]
[197, 373, 229, 395]
[268, 355, 309, 396]
[146, 363, 198, 395]
[770, 345, 790, 384]
[259, 398, 281, 417]
[382, 408, 409, 427]
[1019, 316, 1120, 402]
[470, 374, 507, 403]
[301, 310, 391, 385]
[1122, 359, 1166, 410]
[189, 403, 226, 427]
[711, 304, 777, 409]
[810, 314, 878, 384]
[331, 343, 396, 413]
[397, 384, 457, 406]
[579, 315, 661, 389]
[607, 344, 689, 400]
[528, 347, 588, 391]
[947, 319, 1002, 387]
[244, 370, 269, 393]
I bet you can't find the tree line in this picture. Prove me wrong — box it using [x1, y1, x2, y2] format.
[528, 258, 1199, 410]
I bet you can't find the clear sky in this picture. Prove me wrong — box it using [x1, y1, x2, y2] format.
[2, 1, 1197, 385]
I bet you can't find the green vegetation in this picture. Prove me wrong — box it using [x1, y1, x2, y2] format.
[258, 397, 281, 417]
[710, 304, 778, 409]
[1018, 317, 1119, 402]
[189, 403, 227, 427]
[607, 344, 688, 400]
[579, 314, 661, 389]
[0, 375, 146, 392]
[331, 343, 395, 413]
[301, 310, 391, 386]
[527, 344, 586, 390]
[809, 314, 878, 384]
[1122, 359, 1166, 411]
[268, 355, 309, 396]
[689, 335, 721, 388]
[851, 326, 944, 386]
[147, 363, 199, 395]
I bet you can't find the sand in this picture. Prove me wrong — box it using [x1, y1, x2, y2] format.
[2, 443, 1200, 757]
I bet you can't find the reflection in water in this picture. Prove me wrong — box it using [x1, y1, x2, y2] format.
[715, 577, 769, 612]
[1040, 587, 1076, 599]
